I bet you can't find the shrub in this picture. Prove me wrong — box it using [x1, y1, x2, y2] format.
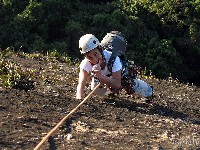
[145, 39, 184, 79]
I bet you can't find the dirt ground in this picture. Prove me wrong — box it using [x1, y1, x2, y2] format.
[0, 52, 200, 150]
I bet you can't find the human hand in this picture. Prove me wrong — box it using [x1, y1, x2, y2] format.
[92, 64, 102, 78]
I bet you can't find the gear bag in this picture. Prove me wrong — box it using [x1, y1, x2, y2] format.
[100, 31, 139, 94]
[100, 31, 127, 72]
[100, 31, 153, 97]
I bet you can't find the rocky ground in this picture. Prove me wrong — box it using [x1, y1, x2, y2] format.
[0, 51, 199, 150]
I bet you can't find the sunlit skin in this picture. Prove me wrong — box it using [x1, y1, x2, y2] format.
[76, 48, 121, 99]
[85, 49, 103, 65]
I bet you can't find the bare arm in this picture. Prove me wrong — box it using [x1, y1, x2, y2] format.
[93, 64, 121, 89]
[76, 68, 89, 99]
[98, 70, 121, 89]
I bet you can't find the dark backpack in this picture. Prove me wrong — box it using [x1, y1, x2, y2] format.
[100, 31, 127, 72]
[100, 31, 139, 94]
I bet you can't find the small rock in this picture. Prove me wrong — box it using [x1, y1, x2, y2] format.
[66, 134, 73, 140]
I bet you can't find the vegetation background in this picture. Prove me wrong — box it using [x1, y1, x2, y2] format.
[0, 0, 200, 85]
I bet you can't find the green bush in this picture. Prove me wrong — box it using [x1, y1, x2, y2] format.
[0, 0, 200, 85]
[145, 39, 183, 79]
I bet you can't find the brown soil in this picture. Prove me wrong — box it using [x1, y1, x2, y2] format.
[0, 52, 200, 150]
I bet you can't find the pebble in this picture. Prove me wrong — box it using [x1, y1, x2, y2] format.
[0, 87, 3, 91]
[67, 134, 73, 140]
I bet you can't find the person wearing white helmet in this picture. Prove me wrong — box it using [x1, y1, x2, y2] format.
[76, 34, 122, 99]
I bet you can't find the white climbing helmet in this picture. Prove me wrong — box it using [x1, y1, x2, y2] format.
[79, 34, 100, 54]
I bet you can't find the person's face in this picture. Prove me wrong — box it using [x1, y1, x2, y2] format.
[85, 48, 102, 65]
